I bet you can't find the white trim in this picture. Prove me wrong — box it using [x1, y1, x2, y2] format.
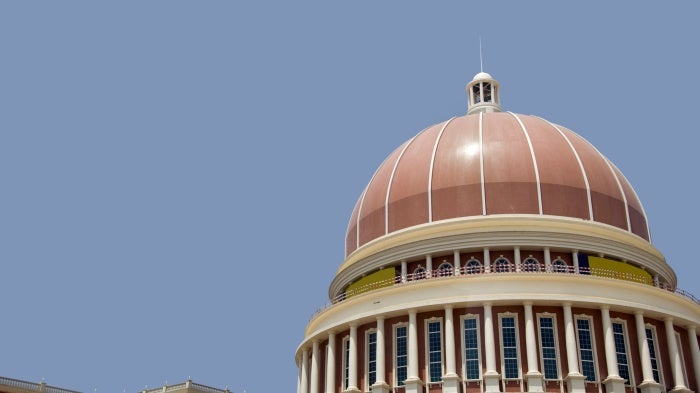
[602, 157, 632, 233]
[353, 187, 369, 253]
[574, 314, 600, 383]
[365, 328, 378, 392]
[611, 318, 635, 386]
[508, 112, 543, 215]
[644, 324, 664, 386]
[393, 322, 409, 387]
[385, 134, 420, 235]
[538, 117, 594, 221]
[675, 331, 690, 387]
[608, 160, 652, 242]
[424, 317, 445, 384]
[479, 112, 487, 215]
[498, 312, 522, 380]
[460, 313, 483, 381]
[536, 312, 562, 381]
[341, 335, 350, 390]
[428, 117, 456, 222]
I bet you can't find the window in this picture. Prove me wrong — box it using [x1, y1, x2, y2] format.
[465, 258, 482, 274]
[462, 315, 481, 380]
[413, 266, 426, 280]
[499, 314, 521, 379]
[367, 330, 377, 389]
[523, 257, 540, 272]
[612, 321, 632, 384]
[425, 319, 443, 383]
[342, 336, 350, 390]
[537, 315, 560, 380]
[394, 324, 408, 387]
[494, 257, 512, 273]
[438, 262, 453, 277]
[675, 332, 689, 387]
[645, 326, 663, 384]
[575, 316, 597, 381]
[552, 259, 568, 273]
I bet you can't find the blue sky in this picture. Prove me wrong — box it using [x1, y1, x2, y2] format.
[1, 2, 699, 393]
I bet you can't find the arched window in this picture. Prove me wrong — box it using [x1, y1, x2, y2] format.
[494, 258, 511, 273]
[413, 266, 426, 280]
[552, 259, 568, 273]
[523, 257, 540, 272]
[438, 262, 453, 277]
[465, 258, 483, 274]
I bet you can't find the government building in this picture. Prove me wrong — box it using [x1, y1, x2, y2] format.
[295, 72, 700, 393]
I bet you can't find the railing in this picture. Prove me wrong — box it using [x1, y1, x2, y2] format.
[0, 377, 81, 393]
[314, 263, 699, 317]
[142, 380, 230, 393]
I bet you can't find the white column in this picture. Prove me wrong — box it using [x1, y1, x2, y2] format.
[443, 306, 459, 393]
[664, 318, 688, 391]
[298, 358, 303, 393]
[484, 248, 491, 272]
[405, 310, 423, 393]
[688, 325, 700, 391]
[326, 333, 336, 393]
[301, 348, 310, 393]
[562, 304, 585, 393]
[601, 306, 625, 393]
[310, 340, 320, 393]
[572, 251, 579, 274]
[401, 261, 407, 282]
[635, 312, 655, 383]
[483, 303, 500, 392]
[347, 324, 359, 392]
[454, 250, 461, 276]
[524, 302, 544, 392]
[426, 255, 433, 278]
[373, 317, 389, 393]
[514, 246, 521, 272]
[544, 248, 551, 271]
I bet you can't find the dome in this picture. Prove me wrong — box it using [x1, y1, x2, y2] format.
[345, 111, 650, 257]
[472, 71, 493, 81]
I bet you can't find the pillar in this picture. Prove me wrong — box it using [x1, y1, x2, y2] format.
[524, 302, 544, 392]
[514, 246, 521, 272]
[562, 304, 585, 393]
[405, 310, 423, 393]
[401, 261, 407, 283]
[635, 312, 661, 393]
[572, 251, 579, 274]
[372, 318, 390, 393]
[688, 326, 700, 391]
[326, 332, 336, 393]
[426, 255, 433, 278]
[301, 348, 310, 393]
[483, 303, 500, 392]
[443, 306, 459, 393]
[345, 324, 360, 393]
[664, 318, 690, 393]
[454, 250, 461, 276]
[310, 340, 320, 393]
[544, 248, 551, 271]
[484, 248, 491, 272]
[601, 306, 625, 393]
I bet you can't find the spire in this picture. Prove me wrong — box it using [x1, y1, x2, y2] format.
[466, 72, 501, 115]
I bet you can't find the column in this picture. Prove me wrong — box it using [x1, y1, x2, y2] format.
[326, 332, 336, 393]
[524, 302, 544, 392]
[634, 313, 661, 393]
[301, 348, 310, 393]
[572, 251, 579, 274]
[483, 303, 500, 393]
[601, 306, 625, 393]
[346, 324, 360, 393]
[401, 261, 407, 283]
[443, 306, 459, 393]
[426, 255, 433, 278]
[484, 248, 491, 272]
[562, 304, 585, 393]
[454, 250, 461, 276]
[688, 325, 700, 391]
[544, 248, 551, 271]
[311, 340, 320, 393]
[298, 358, 303, 393]
[405, 310, 423, 393]
[664, 318, 689, 392]
[372, 318, 389, 393]
[514, 246, 521, 272]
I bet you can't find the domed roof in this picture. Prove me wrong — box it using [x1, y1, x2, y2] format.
[345, 111, 650, 257]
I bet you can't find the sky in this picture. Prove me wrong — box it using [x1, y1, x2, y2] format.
[1, 2, 699, 393]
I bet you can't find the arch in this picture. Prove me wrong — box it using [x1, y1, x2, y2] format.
[464, 258, 483, 274]
[552, 258, 569, 273]
[523, 257, 541, 272]
[437, 262, 453, 277]
[494, 257, 512, 273]
[412, 266, 426, 280]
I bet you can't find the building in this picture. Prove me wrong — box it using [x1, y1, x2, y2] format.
[295, 72, 700, 393]
[0, 377, 230, 393]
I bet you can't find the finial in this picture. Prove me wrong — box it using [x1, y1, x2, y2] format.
[479, 36, 483, 73]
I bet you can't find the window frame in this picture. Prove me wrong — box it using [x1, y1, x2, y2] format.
[393, 322, 408, 387]
[611, 318, 634, 386]
[424, 317, 444, 384]
[498, 312, 522, 380]
[365, 328, 378, 391]
[644, 324, 664, 386]
[675, 331, 689, 388]
[464, 258, 482, 274]
[574, 314, 600, 383]
[460, 313, 482, 381]
[522, 256, 541, 272]
[342, 335, 350, 391]
[536, 312, 561, 381]
[494, 256, 512, 273]
[437, 261, 453, 277]
[551, 258, 568, 273]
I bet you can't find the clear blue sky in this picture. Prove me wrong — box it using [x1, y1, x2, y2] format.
[1, 2, 698, 393]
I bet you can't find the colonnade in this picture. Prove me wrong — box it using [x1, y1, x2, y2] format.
[297, 304, 698, 393]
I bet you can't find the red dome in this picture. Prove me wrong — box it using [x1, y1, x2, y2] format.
[345, 112, 649, 257]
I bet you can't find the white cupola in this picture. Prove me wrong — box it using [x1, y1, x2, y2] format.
[466, 72, 501, 115]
